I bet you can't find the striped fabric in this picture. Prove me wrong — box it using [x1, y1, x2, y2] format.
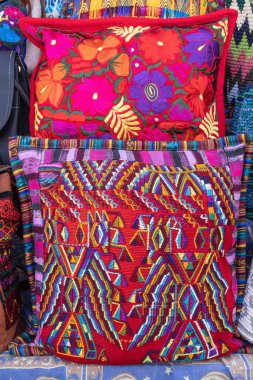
[8, 134, 253, 356]
[60, 0, 224, 19]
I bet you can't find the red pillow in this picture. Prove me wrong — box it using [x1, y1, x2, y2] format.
[19, 9, 237, 141]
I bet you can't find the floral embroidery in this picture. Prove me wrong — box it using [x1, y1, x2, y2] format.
[184, 28, 220, 68]
[139, 29, 182, 64]
[43, 29, 75, 60]
[32, 16, 229, 140]
[35, 63, 68, 107]
[129, 70, 173, 115]
[199, 103, 219, 138]
[77, 35, 121, 65]
[105, 97, 140, 139]
[108, 26, 150, 42]
[72, 75, 118, 115]
[0, 0, 26, 61]
[184, 73, 214, 117]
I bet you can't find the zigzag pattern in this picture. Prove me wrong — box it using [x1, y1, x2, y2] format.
[226, 0, 253, 104]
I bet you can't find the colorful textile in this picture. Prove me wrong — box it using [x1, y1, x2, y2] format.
[19, 9, 237, 141]
[230, 85, 253, 220]
[9, 135, 253, 362]
[225, 0, 253, 108]
[238, 258, 253, 344]
[60, 0, 224, 20]
[0, 171, 20, 353]
[43, 0, 64, 18]
[0, 351, 241, 379]
[0, 0, 27, 64]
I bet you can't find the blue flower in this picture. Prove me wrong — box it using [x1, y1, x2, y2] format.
[0, 23, 20, 44]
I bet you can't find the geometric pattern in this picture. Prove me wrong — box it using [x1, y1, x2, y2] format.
[37, 161, 239, 363]
[60, 0, 223, 19]
[225, 0, 253, 107]
[0, 178, 20, 352]
[8, 134, 253, 359]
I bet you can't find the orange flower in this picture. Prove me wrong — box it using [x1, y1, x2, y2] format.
[139, 29, 182, 64]
[35, 63, 67, 107]
[112, 53, 130, 77]
[77, 35, 121, 65]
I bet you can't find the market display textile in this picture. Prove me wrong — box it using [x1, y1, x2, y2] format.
[19, 9, 237, 141]
[0, 170, 20, 353]
[60, 0, 224, 20]
[225, 0, 253, 109]
[8, 134, 253, 362]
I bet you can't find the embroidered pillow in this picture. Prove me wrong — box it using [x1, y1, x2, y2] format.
[60, 0, 224, 20]
[9, 134, 252, 362]
[19, 9, 237, 141]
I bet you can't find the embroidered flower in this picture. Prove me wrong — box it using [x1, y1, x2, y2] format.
[35, 63, 68, 107]
[4, 6, 25, 21]
[77, 35, 121, 65]
[66, 56, 100, 75]
[53, 121, 78, 138]
[168, 62, 192, 85]
[43, 29, 75, 60]
[183, 73, 214, 117]
[129, 70, 172, 114]
[184, 28, 220, 68]
[0, 23, 20, 43]
[112, 53, 130, 77]
[138, 127, 174, 141]
[139, 29, 181, 64]
[169, 104, 193, 121]
[72, 75, 118, 116]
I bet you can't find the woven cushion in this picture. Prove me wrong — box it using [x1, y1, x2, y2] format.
[9, 134, 253, 362]
[60, 0, 224, 20]
[19, 9, 236, 141]
[0, 170, 20, 353]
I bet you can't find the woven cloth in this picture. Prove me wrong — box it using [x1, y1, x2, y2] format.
[225, 0, 253, 108]
[8, 134, 252, 361]
[230, 85, 253, 220]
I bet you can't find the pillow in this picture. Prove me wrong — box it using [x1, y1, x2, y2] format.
[9, 134, 252, 362]
[19, 9, 237, 141]
[60, 0, 224, 20]
[0, 169, 20, 353]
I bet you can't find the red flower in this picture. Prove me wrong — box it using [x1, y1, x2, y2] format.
[66, 56, 100, 75]
[183, 74, 214, 117]
[139, 29, 182, 64]
[5, 6, 25, 20]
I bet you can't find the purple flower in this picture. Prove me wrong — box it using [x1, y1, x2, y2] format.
[129, 70, 172, 114]
[184, 29, 220, 68]
[53, 120, 78, 138]
[170, 104, 193, 121]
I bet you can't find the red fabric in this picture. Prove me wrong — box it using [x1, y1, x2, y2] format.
[19, 9, 237, 140]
